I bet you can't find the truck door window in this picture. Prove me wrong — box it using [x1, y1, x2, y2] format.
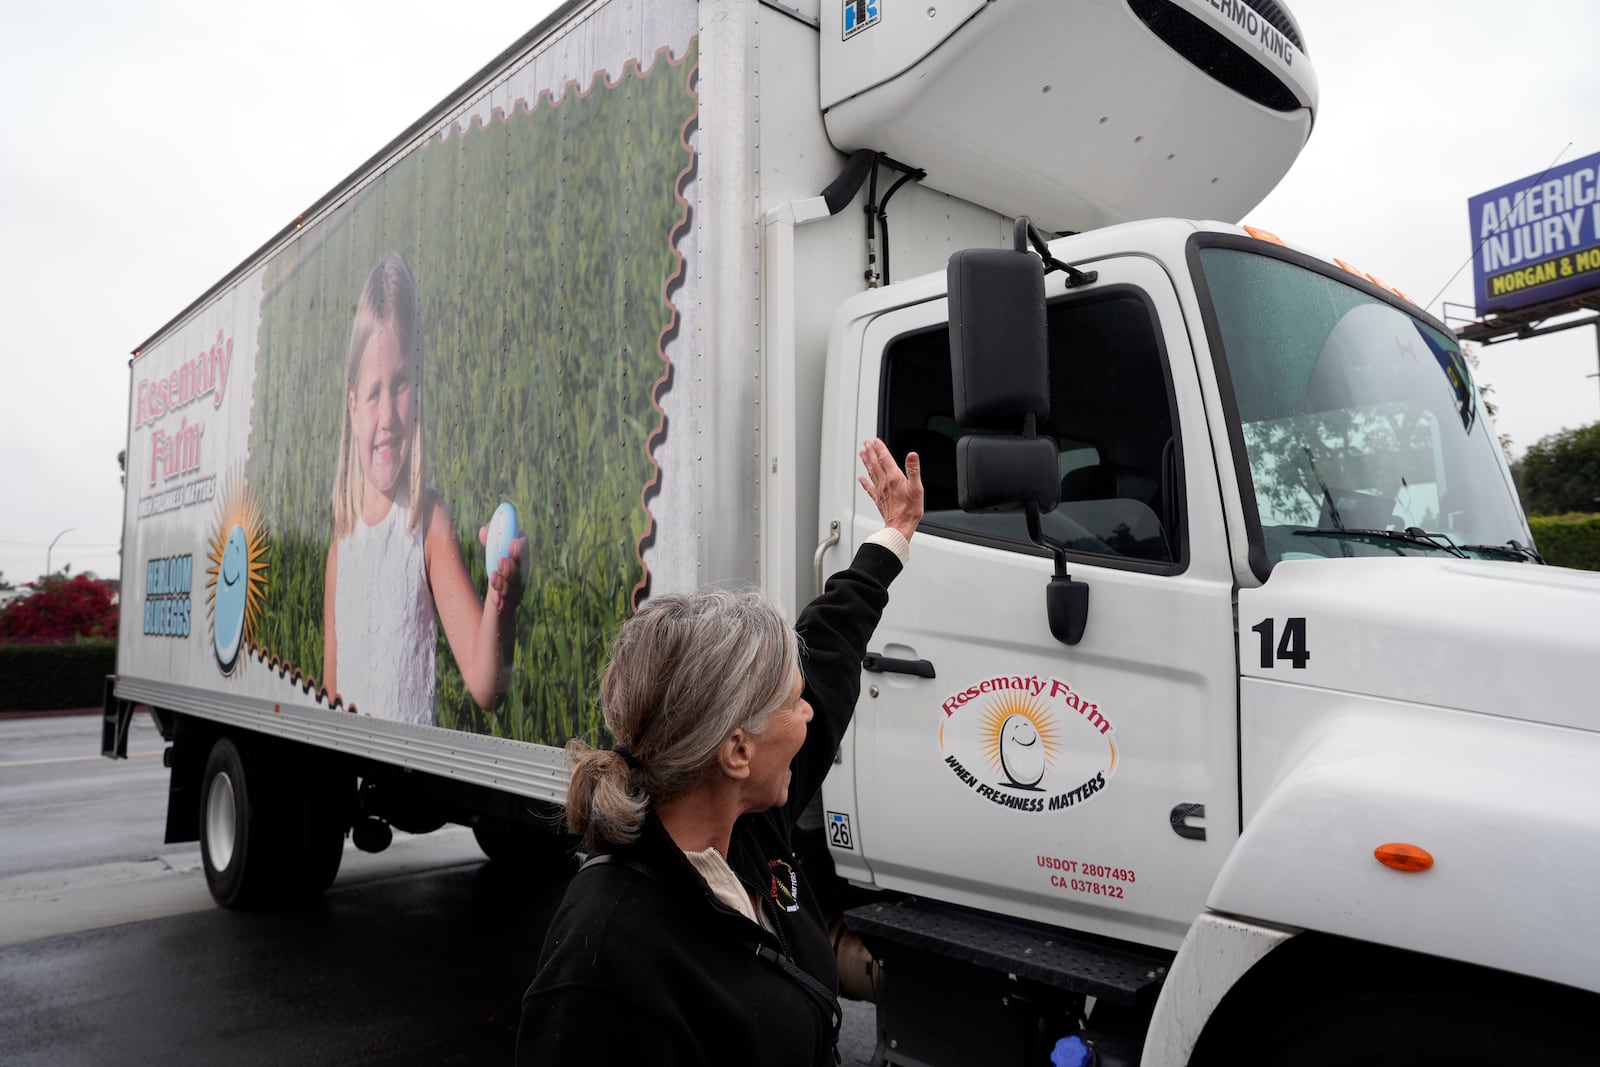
[881, 291, 1181, 566]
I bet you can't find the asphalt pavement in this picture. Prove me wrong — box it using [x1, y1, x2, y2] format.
[0, 712, 881, 1065]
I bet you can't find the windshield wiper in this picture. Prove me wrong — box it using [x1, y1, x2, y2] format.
[1458, 539, 1546, 564]
[1295, 526, 1468, 558]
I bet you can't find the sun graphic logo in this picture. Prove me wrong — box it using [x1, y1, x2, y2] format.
[205, 471, 269, 675]
[938, 674, 1117, 816]
[980, 695, 1060, 790]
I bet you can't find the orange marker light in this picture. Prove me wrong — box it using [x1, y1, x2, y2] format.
[1240, 232, 1417, 307]
[1374, 842, 1434, 872]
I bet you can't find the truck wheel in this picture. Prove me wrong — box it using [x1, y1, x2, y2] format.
[1220, 986, 1600, 1066]
[200, 737, 350, 907]
[200, 738, 271, 909]
[278, 764, 351, 900]
[472, 820, 576, 872]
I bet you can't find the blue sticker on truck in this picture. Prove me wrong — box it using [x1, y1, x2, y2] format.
[842, 0, 881, 40]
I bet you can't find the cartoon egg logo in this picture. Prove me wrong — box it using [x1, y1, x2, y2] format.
[975, 694, 1060, 793]
[998, 714, 1046, 789]
[205, 470, 268, 677]
[213, 525, 248, 671]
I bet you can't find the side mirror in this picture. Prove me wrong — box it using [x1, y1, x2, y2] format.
[947, 248, 1049, 429]
[956, 436, 1059, 513]
[946, 223, 1090, 646]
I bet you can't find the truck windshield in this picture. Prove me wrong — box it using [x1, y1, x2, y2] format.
[1199, 247, 1531, 566]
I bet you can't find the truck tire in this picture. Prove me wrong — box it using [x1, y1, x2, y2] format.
[200, 738, 272, 909]
[200, 736, 352, 908]
[1212, 984, 1600, 1066]
[472, 820, 576, 872]
[278, 760, 351, 900]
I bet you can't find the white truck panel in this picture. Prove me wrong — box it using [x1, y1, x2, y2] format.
[1222, 678, 1600, 995]
[825, 254, 1244, 951]
[819, 0, 985, 106]
[1239, 557, 1600, 732]
[823, 0, 1315, 233]
[757, 0, 1016, 610]
[117, 676, 569, 803]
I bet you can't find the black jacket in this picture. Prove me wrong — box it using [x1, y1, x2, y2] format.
[515, 543, 901, 1066]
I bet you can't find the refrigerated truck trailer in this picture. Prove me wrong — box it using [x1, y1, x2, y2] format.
[105, 1, 1600, 1063]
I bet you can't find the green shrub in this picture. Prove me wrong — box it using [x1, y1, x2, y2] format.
[0, 641, 116, 711]
[1520, 424, 1600, 516]
[1528, 513, 1600, 571]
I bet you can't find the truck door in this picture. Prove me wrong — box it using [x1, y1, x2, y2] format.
[832, 257, 1239, 951]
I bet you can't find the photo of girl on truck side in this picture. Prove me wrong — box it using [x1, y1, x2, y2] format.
[322, 252, 526, 726]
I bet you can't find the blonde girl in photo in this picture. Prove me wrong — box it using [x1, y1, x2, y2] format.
[322, 252, 524, 725]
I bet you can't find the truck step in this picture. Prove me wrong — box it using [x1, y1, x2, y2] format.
[845, 899, 1168, 1005]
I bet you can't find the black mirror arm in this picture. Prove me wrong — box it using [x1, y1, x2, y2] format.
[1013, 216, 1098, 290]
[1026, 501, 1090, 646]
[1023, 502, 1068, 581]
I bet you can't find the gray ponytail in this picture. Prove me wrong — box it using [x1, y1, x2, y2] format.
[564, 588, 799, 850]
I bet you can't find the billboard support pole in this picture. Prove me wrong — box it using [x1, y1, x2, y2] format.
[1592, 320, 1599, 416]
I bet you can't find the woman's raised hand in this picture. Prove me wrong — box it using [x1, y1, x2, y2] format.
[858, 438, 924, 542]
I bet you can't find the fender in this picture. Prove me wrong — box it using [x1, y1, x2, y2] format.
[1209, 679, 1600, 996]
[1139, 912, 1295, 1067]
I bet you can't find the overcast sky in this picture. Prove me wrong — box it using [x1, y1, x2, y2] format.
[2, 1, 1596, 585]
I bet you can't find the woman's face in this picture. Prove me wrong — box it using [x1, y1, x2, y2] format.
[348, 326, 414, 497]
[745, 668, 811, 811]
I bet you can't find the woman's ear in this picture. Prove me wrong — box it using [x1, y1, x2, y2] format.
[347, 390, 357, 419]
[717, 730, 753, 780]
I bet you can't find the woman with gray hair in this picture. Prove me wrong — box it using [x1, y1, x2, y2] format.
[516, 438, 922, 1067]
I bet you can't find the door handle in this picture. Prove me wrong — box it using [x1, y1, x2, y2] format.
[862, 653, 936, 679]
[814, 520, 841, 599]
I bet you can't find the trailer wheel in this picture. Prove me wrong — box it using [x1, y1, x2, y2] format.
[200, 738, 270, 909]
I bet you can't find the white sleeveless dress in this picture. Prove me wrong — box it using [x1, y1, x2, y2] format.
[333, 486, 438, 725]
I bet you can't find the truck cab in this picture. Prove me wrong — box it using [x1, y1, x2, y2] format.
[103, 0, 1600, 1060]
[814, 220, 1600, 1064]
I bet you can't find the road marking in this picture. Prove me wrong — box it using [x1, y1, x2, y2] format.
[0, 751, 163, 768]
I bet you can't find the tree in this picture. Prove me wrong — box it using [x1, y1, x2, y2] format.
[1519, 422, 1600, 516]
[1461, 343, 1512, 457]
[0, 573, 117, 642]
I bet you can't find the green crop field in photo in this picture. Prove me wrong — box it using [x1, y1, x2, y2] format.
[247, 44, 697, 745]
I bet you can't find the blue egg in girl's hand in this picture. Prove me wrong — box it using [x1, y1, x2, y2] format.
[485, 502, 519, 574]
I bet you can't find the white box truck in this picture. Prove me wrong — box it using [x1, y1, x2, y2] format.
[106, 0, 1600, 1063]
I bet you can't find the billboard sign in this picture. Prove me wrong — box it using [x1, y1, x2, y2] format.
[1469, 149, 1600, 316]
